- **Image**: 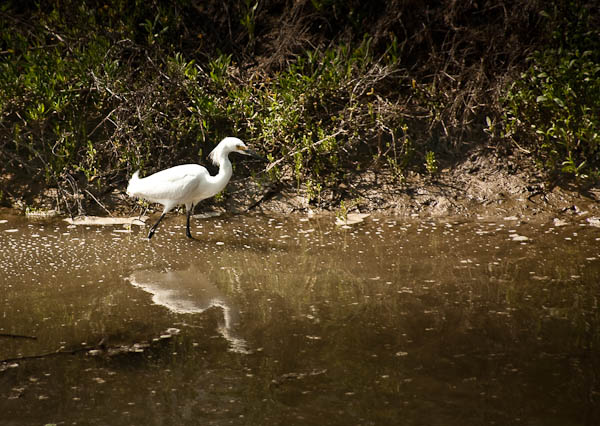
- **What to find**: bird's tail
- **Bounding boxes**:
[126,171,140,197]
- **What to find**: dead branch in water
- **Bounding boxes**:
[0,333,37,340]
[0,330,181,365]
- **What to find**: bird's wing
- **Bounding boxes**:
[131,164,209,203]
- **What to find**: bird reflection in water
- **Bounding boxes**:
[127,265,249,353]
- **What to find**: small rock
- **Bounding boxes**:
[26,209,58,218]
[587,217,600,228]
[561,205,583,215]
[64,216,148,226]
[553,218,568,227]
[335,213,370,226]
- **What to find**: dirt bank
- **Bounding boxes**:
[244,149,600,220]
[2,148,598,221]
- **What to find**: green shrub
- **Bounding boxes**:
[502,5,600,180]
[180,38,409,198]
[2,0,598,213]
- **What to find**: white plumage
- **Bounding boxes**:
[127,137,259,239]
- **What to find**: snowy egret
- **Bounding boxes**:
[126,137,261,239]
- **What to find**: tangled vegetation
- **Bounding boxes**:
[0,0,598,213]
[501,3,600,180]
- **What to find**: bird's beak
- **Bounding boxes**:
[239,147,266,161]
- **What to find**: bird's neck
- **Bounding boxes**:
[215,155,233,180]
[206,154,233,195]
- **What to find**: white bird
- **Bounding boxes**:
[126,137,261,239]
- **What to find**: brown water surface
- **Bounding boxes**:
[1,213,599,425]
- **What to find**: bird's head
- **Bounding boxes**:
[209,137,264,165]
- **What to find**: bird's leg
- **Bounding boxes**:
[147,213,166,239]
[186,203,194,239]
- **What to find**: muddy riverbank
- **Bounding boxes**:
[3,149,600,221]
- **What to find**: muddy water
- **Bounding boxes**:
[1,212,599,426]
